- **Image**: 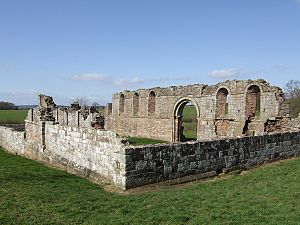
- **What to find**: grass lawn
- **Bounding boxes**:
[127,136,167,145]
[0,110,28,124]
[0,147,299,225]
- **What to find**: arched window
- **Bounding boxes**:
[119,93,125,114]
[216,88,229,117]
[148,91,156,115]
[246,85,261,117]
[133,92,139,116]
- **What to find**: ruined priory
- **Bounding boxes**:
[0,79,299,189]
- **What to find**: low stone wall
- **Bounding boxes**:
[0,126,25,154]
[44,124,126,187]
[124,131,300,188]
[0,124,127,189]
[1,124,299,190]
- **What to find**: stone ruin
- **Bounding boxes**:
[28,79,298,143]
[105,79,297,142]
[0,79,299,190]
[28,95,105,130]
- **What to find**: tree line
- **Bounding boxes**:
[0,101,18,110]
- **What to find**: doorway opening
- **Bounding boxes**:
[174,99,199,142]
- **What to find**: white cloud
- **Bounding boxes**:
[71,73,109,81]
[208,68,239,78]
[70,73,191,87]
[113,77,143,86]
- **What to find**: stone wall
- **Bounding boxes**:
[0,123,299,189]
[124,131,300,188]
[0,122,127,189]
[0,126,25,154]
[44,124,126,187]
[0,89,298,190]
[106,79,290,142]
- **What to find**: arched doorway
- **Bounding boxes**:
[173,98,199,142]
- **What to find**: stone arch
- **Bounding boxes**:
[173,97,200,142]
[119,93,125,115]
[173,97,200,118]
[132,92,139,116]
[216,87,229,117]
[245,84,261,118]
[148,91,156,115]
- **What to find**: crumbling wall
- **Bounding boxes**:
[270,115,300,133]
[0,95,128,189]
[104,103,112,116]
[1,82,297,190]
[106,79,289,142]
[215,119,231,136]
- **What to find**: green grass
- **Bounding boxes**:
[0,148,299,224]
[127,136,167,146]
[0,110,28,124]
[182,123,197,140]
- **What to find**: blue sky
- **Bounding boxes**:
[0,0,300,105]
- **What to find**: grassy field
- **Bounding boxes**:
[0,110,28,124]
[1,147,299,225]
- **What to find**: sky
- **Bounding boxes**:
[0,0,300,105]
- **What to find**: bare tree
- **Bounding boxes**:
[70,97,90,108]
[92,102,100,107]
[285,80,300,99]
[285,80,300,118]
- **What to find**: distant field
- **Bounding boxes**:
[0,147,299,224]
[0,110,28,124]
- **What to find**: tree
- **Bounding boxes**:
[285,80,300,99]
[0,101,18,110]
[92,102,100,107]
[285,80,300,118]
[70,97,90,108]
